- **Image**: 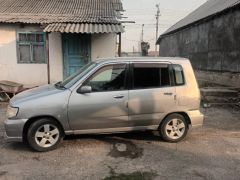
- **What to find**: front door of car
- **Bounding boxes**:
[128,63,176,127]
[68,63,129,131]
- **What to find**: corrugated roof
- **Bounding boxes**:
[161,0,240,37]
[0,0,123,24]
[44,23,124,33]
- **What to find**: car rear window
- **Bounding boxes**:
[133,63,171,89]
[173,64,185,86]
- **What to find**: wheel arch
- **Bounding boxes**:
[22,115,65,142]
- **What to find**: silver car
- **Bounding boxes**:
[4,57,203,151]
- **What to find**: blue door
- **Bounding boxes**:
[63,34,91,79]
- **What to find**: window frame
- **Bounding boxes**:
[80,63,129,93]
[16,32,47,64]
[129,62,172,90]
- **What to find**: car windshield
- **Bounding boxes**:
[58,62,98,89]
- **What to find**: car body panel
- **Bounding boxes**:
[11,85,59,105]
[187,110,204,128]
[68,90,129,130]
[128,87,176,127]
[4,118,27,142]
[4,57,204,142]
[10,85,72,131]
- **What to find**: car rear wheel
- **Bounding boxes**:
[27,118,63,152]
[159,114,188,142]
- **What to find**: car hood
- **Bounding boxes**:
[10,85,66,106]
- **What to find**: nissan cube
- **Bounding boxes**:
[4,57,204,151]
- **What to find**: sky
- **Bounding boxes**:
[121,0,207,52]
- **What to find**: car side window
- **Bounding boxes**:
[84,64,127,92]
[173,64,185,86]
[133,63,171,89]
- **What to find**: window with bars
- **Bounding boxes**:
[17,32,46,63]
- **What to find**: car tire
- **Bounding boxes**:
[159,113,188,143]
[27,118,63,152]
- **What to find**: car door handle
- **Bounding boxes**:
[164,92,173,96]
[114,95,125,99]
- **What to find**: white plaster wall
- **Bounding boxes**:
[49,32,63,83]
[91,33,117,61]
[0,24,48,87]
[0,25,118,86]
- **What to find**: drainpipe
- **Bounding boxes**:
[118,32,121,57]
[46,33,50,84]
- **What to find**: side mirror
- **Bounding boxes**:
[77,86,92,94]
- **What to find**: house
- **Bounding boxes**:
[0,0,124,86]
[157,0,240,86]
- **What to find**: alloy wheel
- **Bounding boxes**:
[165,118,186,140]
[34,124,60,148]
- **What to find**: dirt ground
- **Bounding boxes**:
[0,103,239,180]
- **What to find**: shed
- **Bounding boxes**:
[157,0,240,74]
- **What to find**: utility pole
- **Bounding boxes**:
[118,32,121,57]
[141,24,144,56]
[155,4,160,55]
[139,24,144,53]
[141,24,144,42]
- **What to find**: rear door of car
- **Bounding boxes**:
[128,62,177,128]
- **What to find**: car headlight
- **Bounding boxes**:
[7,105,19,119]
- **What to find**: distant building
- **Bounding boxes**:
[141,41,150,56]
[157,0,240,74]
[121,52,141,57]
[121,51,158,57]
[148,51,158,57]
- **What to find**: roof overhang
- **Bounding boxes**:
[43,23,124,34]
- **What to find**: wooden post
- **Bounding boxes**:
[46,33,50,84]
[118,33,121,57]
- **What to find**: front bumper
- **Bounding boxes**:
[4,118,28,142]
[187,110,204,128]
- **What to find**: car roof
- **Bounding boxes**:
[95,57,190,65]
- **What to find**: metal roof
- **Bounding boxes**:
[160,0,240,38]
[44,23,124,33]
[0,0,123,24]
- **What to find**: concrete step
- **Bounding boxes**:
[198,79,228,88]
[202,96,240,103]
[201,86,240,91]
[201,87,240,105]
[202,102,240,109]
[201,88,239,97]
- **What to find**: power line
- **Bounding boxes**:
[125,23,171,26]
[125,8,190,13]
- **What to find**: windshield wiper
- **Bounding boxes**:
[54,81,66,90]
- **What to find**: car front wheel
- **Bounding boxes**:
[27,118,63,152]
[160,114,188,142]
